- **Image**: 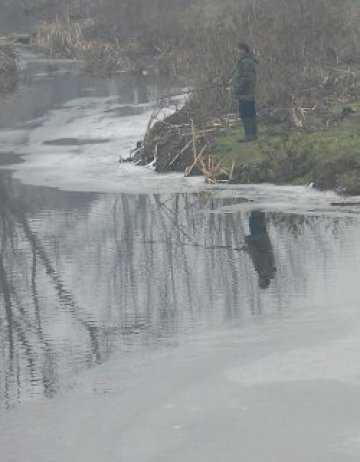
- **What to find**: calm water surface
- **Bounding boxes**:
[1,170,360,414]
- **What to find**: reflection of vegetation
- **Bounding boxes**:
[0,178,101,412]
[0,175,356,413]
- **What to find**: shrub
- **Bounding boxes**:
[0,42,18,93]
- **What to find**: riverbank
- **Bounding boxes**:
[135,99,360,195]
[216,102,360,194]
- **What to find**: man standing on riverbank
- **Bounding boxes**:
[233,42,258,142]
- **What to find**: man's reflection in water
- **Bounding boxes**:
[245,210,276,289]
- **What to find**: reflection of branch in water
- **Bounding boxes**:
[1,197,61,402]
[31,252,58,397]
[154,195,196,244]
[0,253,15,373]
[1,198,43,406]
[21,215,101,364]
[31,253,41,330]
[150,194,256,321]
[0,181,101,365]
[137,240,246,251]
[153,195,247,251]
[153,195,197,316]
[0,252,41,408]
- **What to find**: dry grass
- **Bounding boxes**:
[34,16,131,73]
[34,16,88,58]
[0,41,18,92]
[81,40,131,73]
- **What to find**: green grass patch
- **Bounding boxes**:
[213,107,360,194]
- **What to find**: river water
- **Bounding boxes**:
[1,48,360,462]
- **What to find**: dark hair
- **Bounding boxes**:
[238,42,250,53]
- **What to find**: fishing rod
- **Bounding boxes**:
[155,80,231,103]
[153,66,237,103]
[156,86,360,114]
[152,67,359,115]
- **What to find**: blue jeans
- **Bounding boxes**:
[238,100,256,119]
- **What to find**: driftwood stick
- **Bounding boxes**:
[154,118,191,130]
[144,105,162,145]
[168,138,193,167]
[184,145,207,177]
[229,161,235,180]
[191,118,197,162]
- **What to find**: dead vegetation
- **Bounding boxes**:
[173,0,360,126]
[130,0,360,189]
[134,99,239,182]
[0,40,18,93]
[27,0,360,95]
[34,16,87,57]
[34,16,132,72]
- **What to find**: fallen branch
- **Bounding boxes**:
[185,145,207,177]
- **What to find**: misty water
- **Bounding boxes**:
[1,48,360,462]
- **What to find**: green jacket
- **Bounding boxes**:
[233,53,258,100]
